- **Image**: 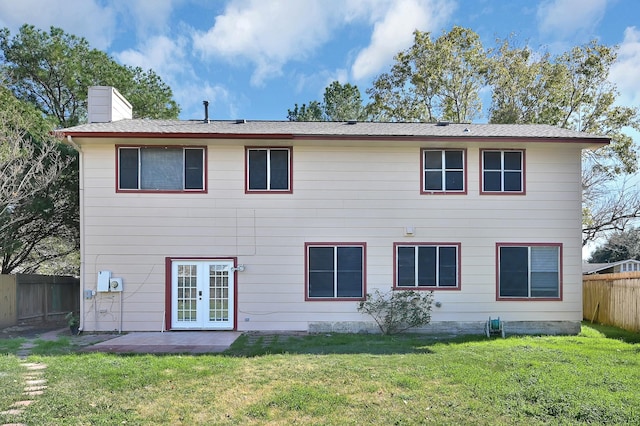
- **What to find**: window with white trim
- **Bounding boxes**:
[422,149,465,193]
[498,244,561,299]
[118,147,205,191]
[246,147,291,192]
[482,150,523,193]
[395,244,459,288]
[306,244,365,299]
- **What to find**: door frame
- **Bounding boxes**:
[165,256,238,331]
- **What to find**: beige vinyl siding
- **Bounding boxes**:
[79,140,584,331]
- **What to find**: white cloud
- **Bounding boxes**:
[351,0,456,81]
[536,0,607,39]
[116,35,190,79]
[610,26,640,108]
[112,0,176,40]
[192,0,456,87]
[192,0,341,86]
[0,0,116,49]
[175,81,237,120]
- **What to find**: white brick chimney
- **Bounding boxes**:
[88,86,132,123]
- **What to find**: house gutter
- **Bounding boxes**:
[66,135,86,332]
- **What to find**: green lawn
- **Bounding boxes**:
[1,323,639,425]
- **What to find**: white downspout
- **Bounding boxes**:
[67,135,85,332]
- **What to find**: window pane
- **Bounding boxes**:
[424,151,442,169]
[308,247,335,297]
[504,171,522,191]
[504,152,522,170]
[483,151,502,170]
[445,171,463,191]
[337,272,363,297]
[499,247,528,297]
[119,148,139,189]
[269,149,289,190]
[140,148,182,190]
[337,247,363,297]
[184,149,204,190]
[417,246,436,286]
[309,246,334,270]
[439,247,457,286]
[425,171,443,190]
[397,246,415,286]
[531,272,559,297]
[531,246,559,297]
[309,272,334,297]
[248,150,267,190]
[445,150,463,169]
[483,171,502,191]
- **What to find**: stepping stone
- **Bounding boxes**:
[0,408,24,415]
[10,400,34,408]
[25,379,46,386]
[22,363,47,370]
[24,390,44,396]
[24,386,47,392]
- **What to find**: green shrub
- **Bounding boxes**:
[358,289,433,334]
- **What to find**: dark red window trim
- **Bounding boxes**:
[495,242,563,301]
[304,242,367,301]
[116,144,208,194]
[244,146,293,194]
[420,148,468,195]
[479,149,526,195]
[393,242,462,291]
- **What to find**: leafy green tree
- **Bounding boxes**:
[0,25,179,127]
[487,38,640,244]
[322,81,366,121]
[367,26,486,123]
[287,101,323,121]
[0,25,181,273]
[588,227,640,263]
[288,81,366,121]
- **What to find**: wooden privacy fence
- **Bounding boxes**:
[583,272,640,332]
[0,274,79,328]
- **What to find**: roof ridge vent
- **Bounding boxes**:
[235,119,247,124]
[436,121,450,126]
[347,120,357,125]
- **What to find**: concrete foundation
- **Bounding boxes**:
[308,320,581,336]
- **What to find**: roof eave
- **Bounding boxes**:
[58,130,611,146]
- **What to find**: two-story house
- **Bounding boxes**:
[59,86,609,335]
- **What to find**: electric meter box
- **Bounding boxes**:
[97,271,111,292]
[109,278,123,292]
[97,271,123,292]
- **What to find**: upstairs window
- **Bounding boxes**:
[246,147,292,193]
[497,244,561,300]
[118,146,205,192]
[422,149,466,193]
[394,243,460,289]
[481,150,524,194]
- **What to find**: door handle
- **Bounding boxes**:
[198,290,202,300]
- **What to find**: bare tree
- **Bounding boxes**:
[0,86,71,273]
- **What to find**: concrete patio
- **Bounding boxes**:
[80,331,243,354]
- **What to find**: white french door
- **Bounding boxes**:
[171,260,235,330]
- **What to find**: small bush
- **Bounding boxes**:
[358,289,433,334]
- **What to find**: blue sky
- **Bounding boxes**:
[0,0,638,122]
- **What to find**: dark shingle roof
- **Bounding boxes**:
[59,119,610,144]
